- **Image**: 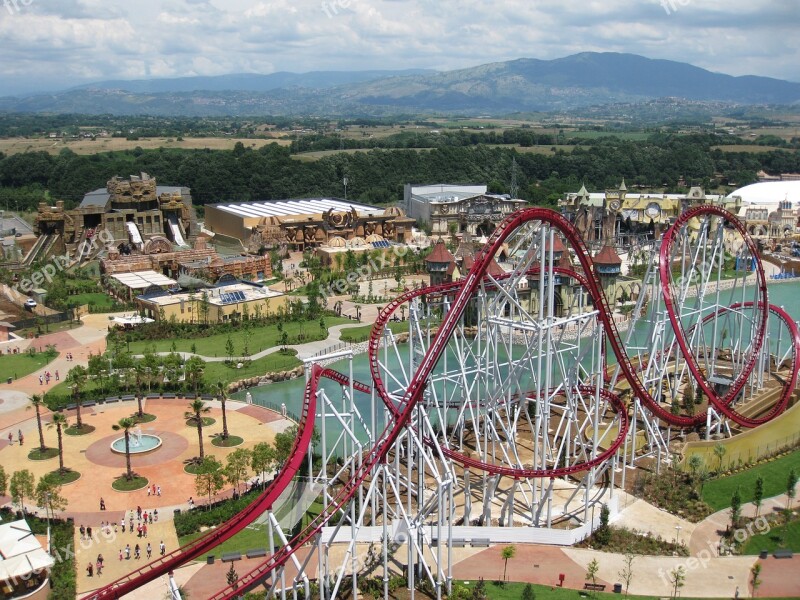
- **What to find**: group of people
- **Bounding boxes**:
[119,506,159,537]
[119,541,165,561]
[86,554,104,577]
[6,430,23,446]
[37,370,58,385]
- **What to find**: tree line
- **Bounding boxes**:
[0,134,798,212]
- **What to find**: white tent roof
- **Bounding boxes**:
[728,181,800,206]
[110,270,177,290]
[0,520,54,581]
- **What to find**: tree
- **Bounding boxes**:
[10,469,35,513]
[48,413,68,472]
[65,365,88,428]
[471,577,487,600]
[521,583,535,600]
[216,381,229,440]
[274,425,298,466]
[134,366,146,418]
[112,417,138,481]
[251,442,276,484]
[184,356,205,395]
[224,448,252,494]
[787,468,798,509]
[751,563,762,598]
[225,336,235,362]
[688,454,703,478]
[194,456,224,507]
[713,442,727,473]
[226,562,239,591]
[730,487,742,529]
[595,504,611,546]
[500,545,515,581]
[0,465,7,497]
[753,475,764,517]
[585,558,600,597]
[185,399,211,461]
[618,551,635,596]
[29,393,47,452]
[669,566,685,599]
[35,473,68,515]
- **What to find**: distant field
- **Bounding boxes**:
[712,144,787,153]
[565,130,651,141]
[291,147,426,162]
[0,136,292,156]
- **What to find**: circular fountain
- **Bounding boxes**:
[110,428,162,454]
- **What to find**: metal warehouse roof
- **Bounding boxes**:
[210,198,384,219]
[110,270,178,289]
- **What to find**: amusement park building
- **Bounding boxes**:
[204,198,414,252]
[35,173,194,251]
[404,183,526,236]
[728,181,800,238]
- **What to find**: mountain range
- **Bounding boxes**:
[1,53,798,117]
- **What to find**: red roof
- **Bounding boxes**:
[594,244,622,266]
[461,255,475,271]
[545,236,566,254]
[486,258,504,277]
[426,242,455,264]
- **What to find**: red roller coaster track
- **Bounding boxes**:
[89,207,799,600]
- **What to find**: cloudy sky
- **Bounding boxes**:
[0,0,798,95]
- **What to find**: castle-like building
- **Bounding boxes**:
[35,173,194,255]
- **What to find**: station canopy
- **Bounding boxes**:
[110,270,178,290]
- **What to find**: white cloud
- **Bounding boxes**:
[0,0,797,95]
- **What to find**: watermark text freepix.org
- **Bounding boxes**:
[3,0,34,16]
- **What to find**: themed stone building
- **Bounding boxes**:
[204,198,415,252]
[35,173,194,253]
[101,237,271,283]
[405,183,526,237]
[560,182,730,248]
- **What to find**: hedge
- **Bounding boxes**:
[174,487,263,538]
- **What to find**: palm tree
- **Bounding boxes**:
[185,357,205,395]
[133,364,146,418]
[112,417,137,481]
[29,394,47,452]
[48,413,68,472]
[216,381,229,440]
[65,365,88,429]
[185,399,211,461]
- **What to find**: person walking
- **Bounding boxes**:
[143,523,148,538]
[17,430,22,446]
[159,541,165,556]
[100,497,105,511]
[86,562,93,577]
[125,544,130,560]
[79,525,86,540]
[121,519,125,534]
[118,549,123,562]
[146,542,152,559]
[134,544,140,560]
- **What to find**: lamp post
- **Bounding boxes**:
[675,524,683,546]
[343,177,349,201]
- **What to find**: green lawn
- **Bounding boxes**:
[126,318,351,357]
[46,350,302,399]
[179,523,270,558]
[702,450,800,511]
[68,292,116,310]
[0,351,54,380]
[201,351,301,385]
[742,518,800,555]
[339,320,408,343]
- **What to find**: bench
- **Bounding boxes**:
[221,552,242,562]
[146,394,160,400]
[451,539,467,548]
[774,548,793,559]
[162,393,176,399]
[246,548,268,559]
[83,401,96,407]
[120,395,136,401]
[201,394,214,400]
[583,583,606,592]
[185,394,196,400]
[471,538,490,547]
[105,397,120,404]
[65,403,77,410]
